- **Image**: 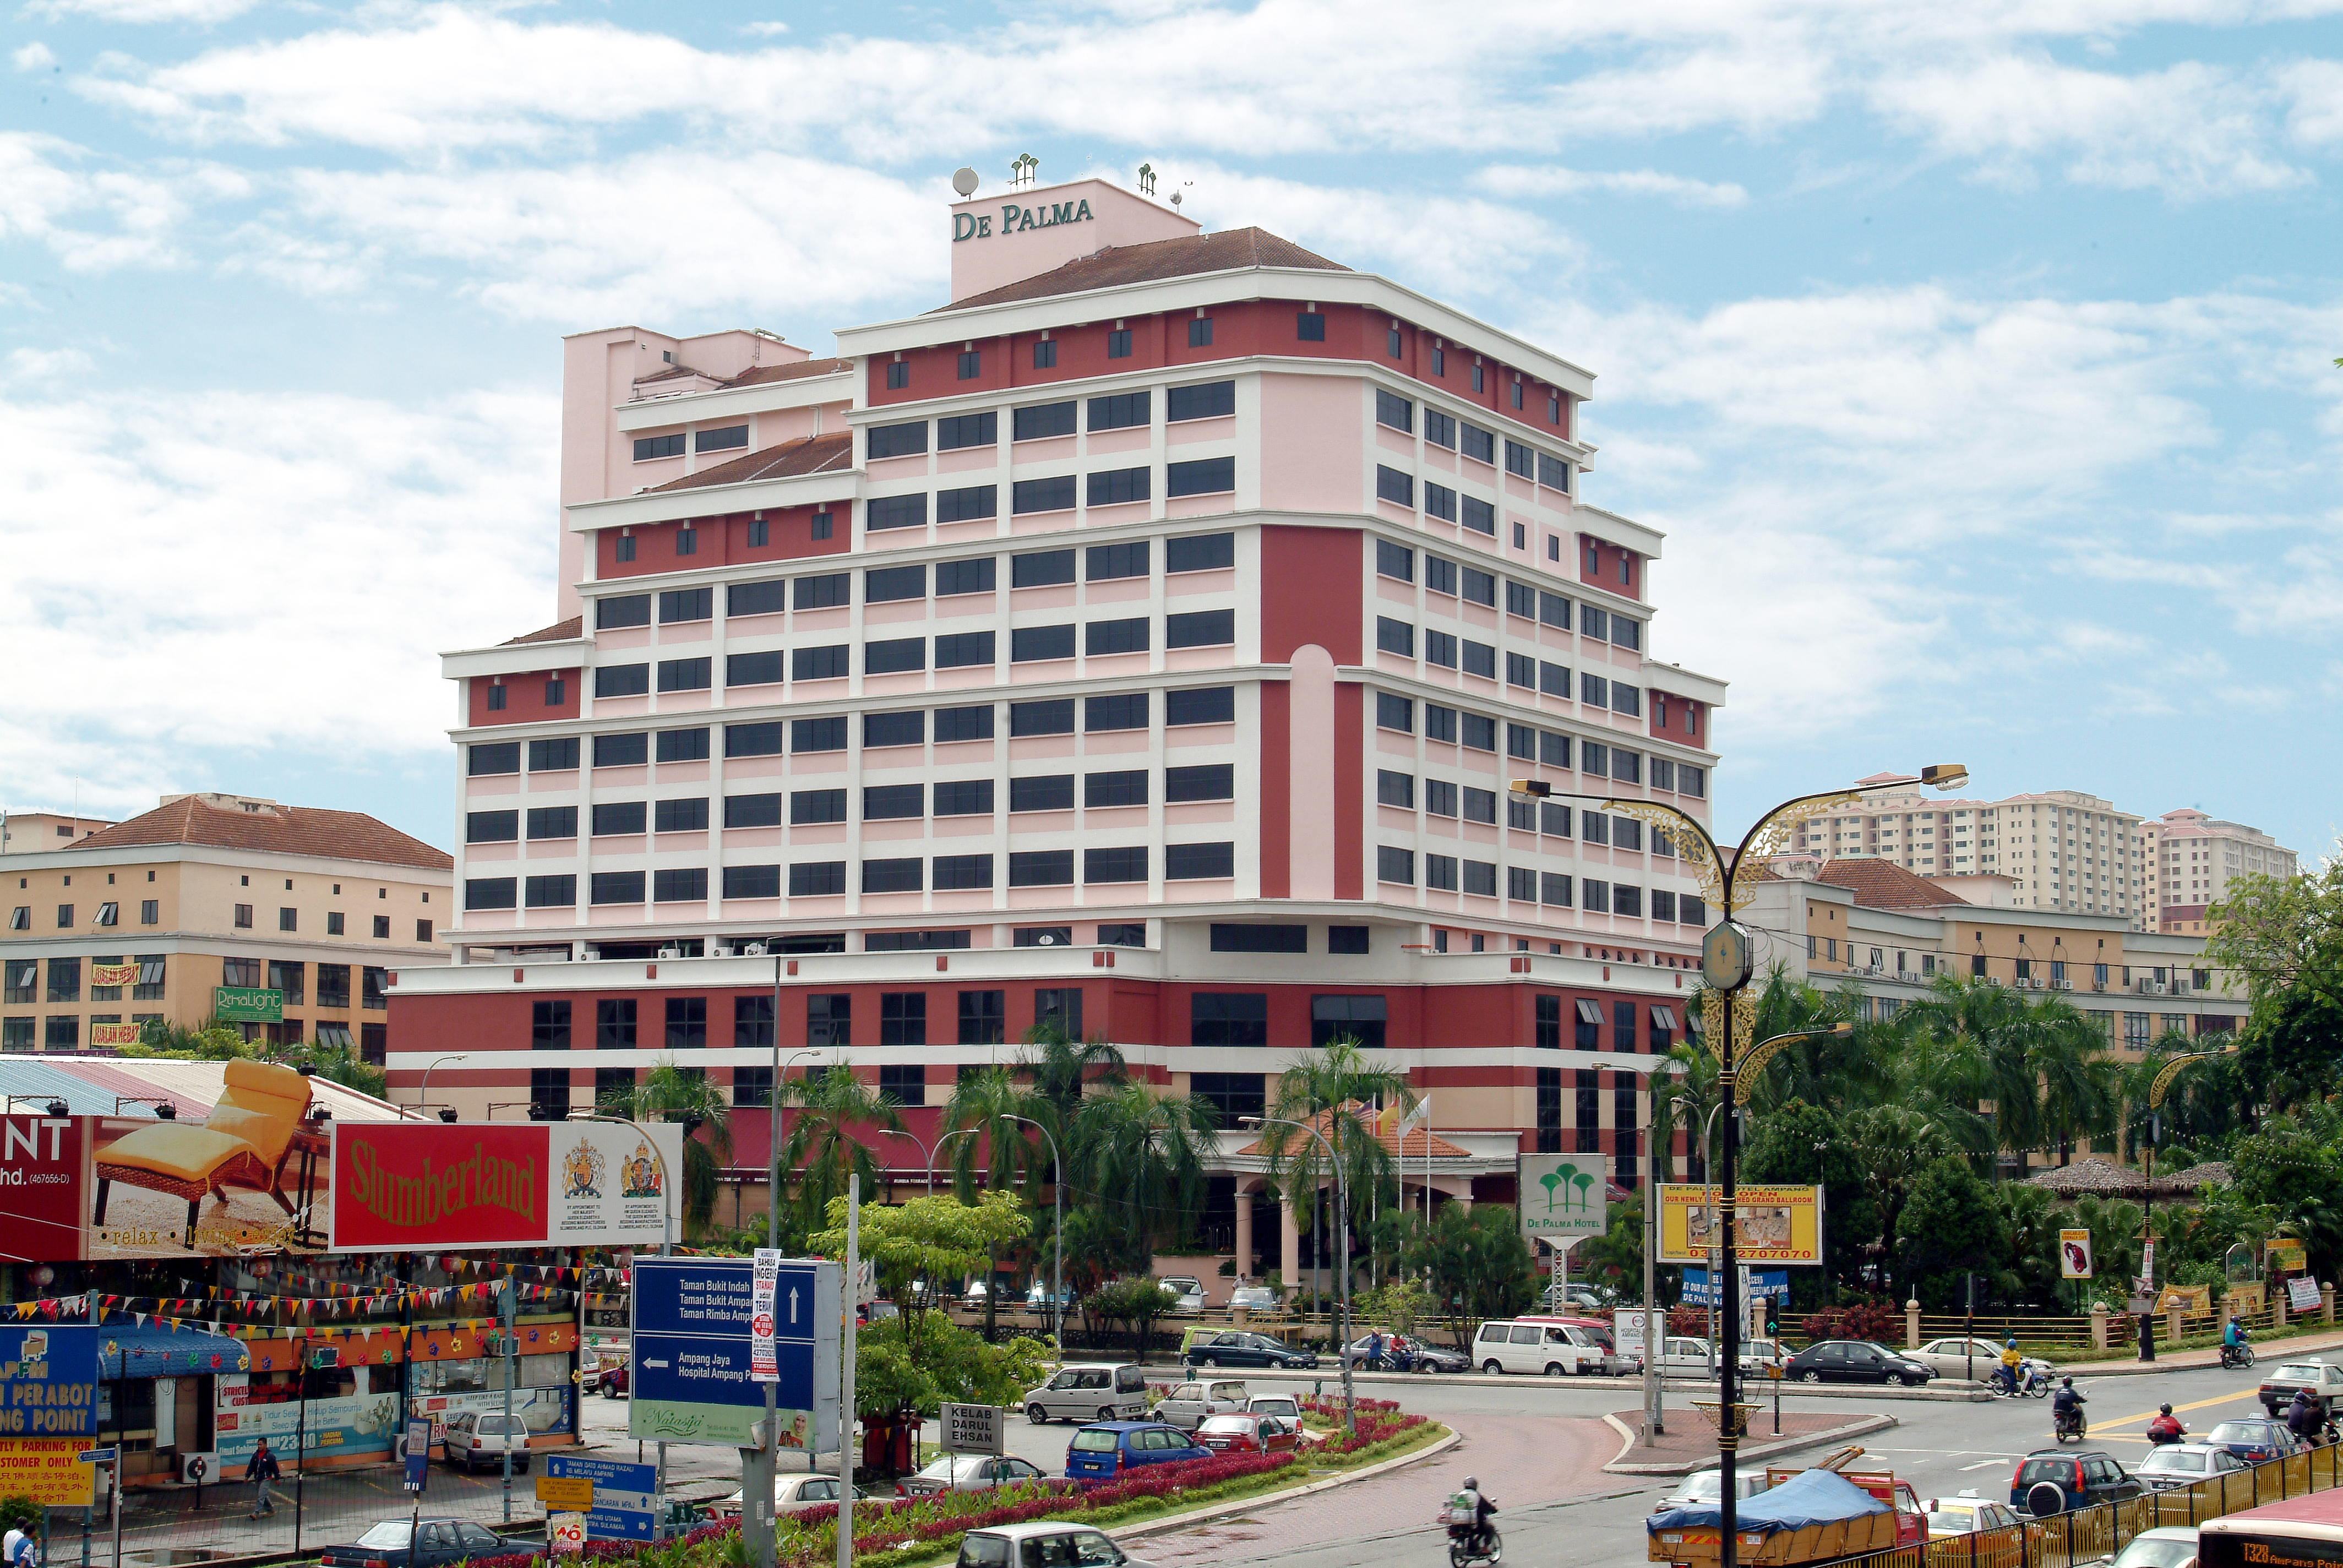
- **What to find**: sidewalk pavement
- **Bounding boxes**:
[1600,1408,1899,1477]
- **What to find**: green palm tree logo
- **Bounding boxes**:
[1538,1162,1596,1214]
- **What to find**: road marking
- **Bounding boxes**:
[2098,1387,2262,1429]
[1960,1460,2008,1471]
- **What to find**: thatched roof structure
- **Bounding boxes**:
[2021,1157,2233,1198]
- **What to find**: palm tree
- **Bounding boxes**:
[1260,1038,1416,1297]
[1074,1080,1220,1254]
[776,1062,906,1237]
[1016,1020,1129,1131]
[1659,1040,1721,1183]
[941,1065,1048,1336]
[596,1058,733,1238]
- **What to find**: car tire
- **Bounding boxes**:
[2027,1482,2067,1518]
[1893,1374,1913,1387]
[1205,1356,1221,1368]
[1098,1408,1115,1422]
[1484,1360,1505,1375]
[1418,1362,1438,1374]
[1026,1404,1048,1425]
[1543,1363,1566,1378]
[1800,1371,1823,1384]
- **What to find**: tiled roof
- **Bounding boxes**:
[942,227,1350,311]
[645,432,854,494]
[727,357,852,387]
[75,797,453,872]
[1748,856,1970,911]
[503,617,583,646]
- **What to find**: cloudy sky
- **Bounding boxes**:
[5,0,2341,859]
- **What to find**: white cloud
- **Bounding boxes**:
[13,41,58,71]
[0,132,207,270]
[0,384,556,819]
[21,0,258,21]
[1472,164,1748,206]
[740,20,789,37]
[1871,54,2308,195]
[276,150,944,325]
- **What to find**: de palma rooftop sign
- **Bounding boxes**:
[953,199,1096,242]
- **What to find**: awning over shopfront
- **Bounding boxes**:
[101,1326,249,1378]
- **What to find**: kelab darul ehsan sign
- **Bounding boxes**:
[953,200,1096,241]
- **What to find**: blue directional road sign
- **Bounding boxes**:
[546,1453,658,1542]
[629,1256,838,1450]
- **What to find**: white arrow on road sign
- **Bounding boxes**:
[788,1288,799,1323]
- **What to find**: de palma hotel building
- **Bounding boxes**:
[396,169,1727,1270]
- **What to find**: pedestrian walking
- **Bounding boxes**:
[246,1440,281,1519]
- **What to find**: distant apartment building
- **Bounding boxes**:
[2,810,117,854]
[1,793,451,1056]
[1791,776,2147,926]
[2145,808,2299,935]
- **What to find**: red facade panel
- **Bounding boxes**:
[1258,526,1363,664]
[1333,682,1363,900]
[468,668,579,728]
[1258,680,1292,900]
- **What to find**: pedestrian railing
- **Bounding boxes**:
[1807,1433,2343,1568]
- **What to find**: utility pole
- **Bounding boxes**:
[836,1177,858,1568]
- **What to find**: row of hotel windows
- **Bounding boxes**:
[864,384,1235,459]
[1375,541,1643,650]
[880,313,1570,432]
[526,987,1086,1059]
[633,425,750,462]
[1372,694,1707,797]
[867,461,1235,530]
[9,903,427,938]
[464,842,1239,908]
[1373,390,1573,492]
[4,1017,383,1052]
[589,609,1235,694]
[1377,619,1639,709]
[1377,775,1680,850]
[592,535,1238,634]
[2,956,387,1006]
[1372,850,1705,921]
[468,689,1239,777]
[467,763,1238,843]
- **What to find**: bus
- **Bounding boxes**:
[2198,1487,2343,1567]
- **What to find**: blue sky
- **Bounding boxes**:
[4,0,2341,860]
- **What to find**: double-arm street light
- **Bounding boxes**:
[1513,763,1966,1568]
[1002,1115,1066,1341]
[2134,1043,2239,1360]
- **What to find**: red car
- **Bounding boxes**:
[1195,1413,1301,1456]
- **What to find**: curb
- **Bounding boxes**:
[1597,1413,1900,1477]
[1108,1427,1462,1543]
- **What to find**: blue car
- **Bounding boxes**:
[1065,1421,1211,1480]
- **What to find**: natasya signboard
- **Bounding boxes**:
[952,199,1094,242]
[328,1122,680,1252]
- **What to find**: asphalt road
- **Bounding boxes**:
[578,1357,2288,1562]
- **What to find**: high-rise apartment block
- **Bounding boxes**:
[401,173,1725,1239]
[2145,808,2299,935]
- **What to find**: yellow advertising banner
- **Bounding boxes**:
[535,1476,593,1510]
[2229,1282,2267,1316]
[1657,1185,1822,1266]
[2156,1283,2213,1316]
[0,1439,97,1506]
[2269,1240,2307,1274]
[88,965,138,988]
[88,1025,140,1048]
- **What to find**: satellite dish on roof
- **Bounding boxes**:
[951,167,979,197]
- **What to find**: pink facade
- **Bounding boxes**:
[419,176,1729,1195]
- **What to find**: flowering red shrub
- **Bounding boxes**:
[1800,1299,1900,1346]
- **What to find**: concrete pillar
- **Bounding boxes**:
[1905,1298,1921,1351]
[1234,1187,1255,1280]
[2279,1286,2292,1329]
[2091,1303,2108,1353]
[2167,1303,2184,1346]
[2324,1283,2335,1327]
[1279,1195,1301,1299]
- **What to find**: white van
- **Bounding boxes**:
[1472,1320,1608,1376]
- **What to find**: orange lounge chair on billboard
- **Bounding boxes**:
[91,1061,314,1249]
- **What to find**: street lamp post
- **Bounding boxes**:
[877,1126,939,1196]
[1512,761,1967,1568]
[2137,1044,2238,1360]
[1002,1116,1066,1343]
[1244,1114,1356,1436]
[415,1054,470,1120]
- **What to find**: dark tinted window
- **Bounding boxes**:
[791,715,847,753]
[1168,456,1235,497]
[725,793,783,828]
[867,564,925,602]
[596,595,650,629]
[468,742,520,776]
[1086,617,1148,656]
[794,573,849,609]
[936,484,996,523]
[721,722,782,758]
[1165,764,1233,801]
[1012,475,1076,514]
[656,727,709,762]
[1087,466,1150,506]
[1012,548,1076,587]
[934,630,995,668]
[1167,609,1234,648]
[933,704,994,741]
[1087,542,1149,580]
[1086,692,1147,731]
[867,420,927,459]
[1012,400,1076,440]
[936,557,996,596]
[1009,699,1075,736]
[596,731,649,766]
[1088,391,1150,432]
[595,664,649,698]
[1167,687,1234,725]
[1011,625,1075,662]
[1167,380,1235,421]
[1166,533,1234,572]
[936,411,996,450]
[864,710,924,748]
[864,636,925,674]
[867,494,927,531]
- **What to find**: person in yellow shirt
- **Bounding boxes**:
[1999,1337,2023,1396]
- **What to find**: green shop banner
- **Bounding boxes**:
[213,987,284,1023]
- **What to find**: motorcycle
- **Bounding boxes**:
[1993,1360,2055,1400]
[1441,1500,1502,1568]
[2222,1342,2257,1370]
[2054,1404,2089,1444]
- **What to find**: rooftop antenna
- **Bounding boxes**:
[1010,153,1038,189]
[951,167,979,198]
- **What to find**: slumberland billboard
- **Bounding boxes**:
[327,1122,682,1253]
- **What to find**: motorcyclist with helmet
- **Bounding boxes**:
[2146,1403,2183,1445]
[2289,1389,2327,1447]
[2053,1377,2088,1438]
[1450,1475,1498,1558]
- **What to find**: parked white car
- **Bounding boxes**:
[1227,1286,1278,1312]
[1157,1277,1207,1313]
[713,1474,860,1521]
[1245,1395,1301,1423]
[440,1412,531,1473]
[1022,1363,1149,1424]
[1473,1320,1608,1376]
[1153,1379,1248,1431]
[1909,1337,2013,1381]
